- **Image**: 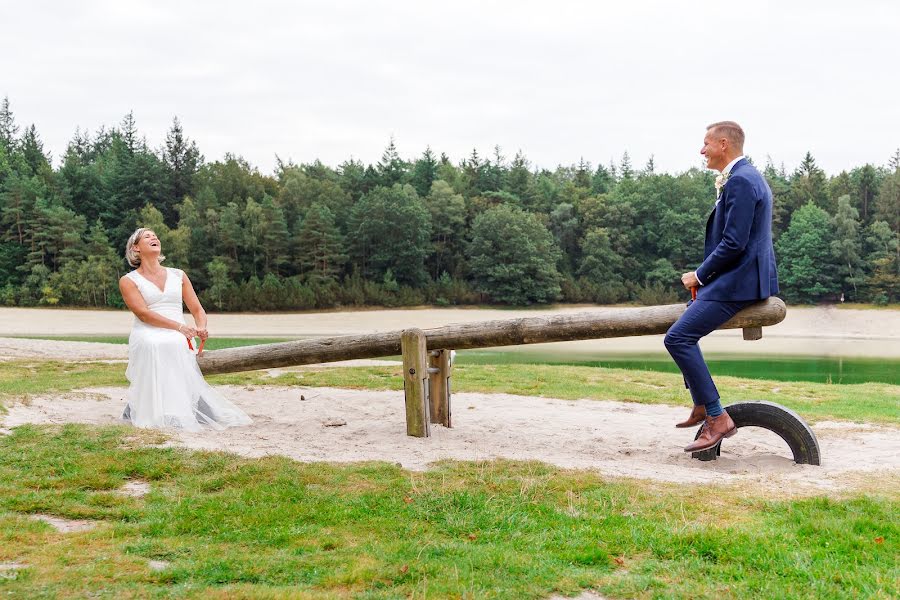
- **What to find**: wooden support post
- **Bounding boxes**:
[428,349,452,427]
[742,326,763,341]
[401,329,430,438]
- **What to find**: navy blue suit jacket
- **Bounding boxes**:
[695,158,779,301]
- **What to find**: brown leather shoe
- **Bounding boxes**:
[676,404,706,428]
[683,411,737,453]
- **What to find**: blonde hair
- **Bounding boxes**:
[706,121,745,152]
[125,227,165,268]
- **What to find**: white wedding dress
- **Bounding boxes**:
[122,267,252,431]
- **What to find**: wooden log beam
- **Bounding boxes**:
[197,297,787,376]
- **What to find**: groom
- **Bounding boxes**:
[665,121,779,453]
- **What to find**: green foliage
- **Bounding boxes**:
[0,97,896,309]
[831,195,864,298]
[578,227,627,303]
[425,179,466,279]
[776,202,840,303]
[348,184,431,286]
[468,204,561,304]
[294,202,347,283]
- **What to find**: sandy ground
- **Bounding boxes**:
[4,381,898,494]
[2,304,900,357]
[1,328,897,496]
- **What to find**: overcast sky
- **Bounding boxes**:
[2,0,898,175]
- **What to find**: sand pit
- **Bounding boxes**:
[0,337,128,361]
[4,383,898,494]
[2,337,897,494]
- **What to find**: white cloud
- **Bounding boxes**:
[2,0,898,174]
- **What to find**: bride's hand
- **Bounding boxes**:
[178,324,200,338]
[197,328,209,341]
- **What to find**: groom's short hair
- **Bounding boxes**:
[707,121,745,151]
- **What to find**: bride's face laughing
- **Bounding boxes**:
[135,230,162,262]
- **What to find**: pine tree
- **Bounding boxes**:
[20,125,50,177]
[550,202,579,273]
[619,151,633,180]
[60,132,104,220]
[409,146,438,197]
[462,148,484,196]
[482,145,506,192]
[851,164,880,224]
[162,116,203,224]
[591,163,614,195]
[578,227,624,290]
[830,195,863,297]
[862,221,899,303]
[425,180,466,279]
[217,202,243,265]
[873,169,899,235]
[506,151,531,200]
[377,136,406,187]
[574,158,592,189]
[259,196,290,274]
[295,202,347,282]
[776,202,840,302]
[241,198,263,277]
[889,148,900,172]
[337,158,368,201]
[0,97,19,151]
[789,152,829,214]
[23,199,87,272]
[120,111,139,154]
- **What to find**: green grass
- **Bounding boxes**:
[2,361,899,425]
[0,358,898,596]
[0,425,897,599]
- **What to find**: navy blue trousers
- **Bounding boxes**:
[664,299,754,417]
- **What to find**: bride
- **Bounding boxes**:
[118,227,252,431]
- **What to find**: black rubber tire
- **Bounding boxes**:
[691,401,821,465]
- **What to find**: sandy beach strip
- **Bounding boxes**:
[1,305,899,358]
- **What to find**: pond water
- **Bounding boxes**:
[456,350,900,385]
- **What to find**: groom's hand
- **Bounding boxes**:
[681,271,700,290]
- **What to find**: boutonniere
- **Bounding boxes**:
[714,172,730,197]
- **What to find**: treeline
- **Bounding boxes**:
[0,98,897,310]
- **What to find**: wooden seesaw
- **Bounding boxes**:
[196,297,820,465]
